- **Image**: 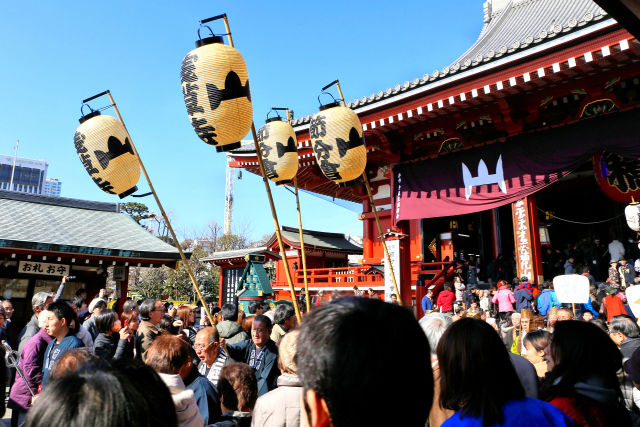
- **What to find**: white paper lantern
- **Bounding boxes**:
[625,203,640,232]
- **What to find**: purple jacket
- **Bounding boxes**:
[8,329,53,410]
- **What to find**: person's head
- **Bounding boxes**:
[37,310,50,329]
[510,312,521,329]
[438,318,525,426]
[217,362,258,413]
[582,311,594,322]
[390,294,398,303]
[248,301,264,316]
[620,258,628,265]
[32,292,53,317]
[545,320,623,400]
[590,317,609,333]
[88,298,107,316]
[71,297,86,314]
[419,312,453,360]
[145,334,191,379]
[251,315,272,348]
[547,307,559,327]
[95,309,121,335]
[298,297,432,427]
[443,284,451,292]
[75,288,87,301]
[49,348,107,381]
[122,300,138,315]
[220,303,239,322]
[194,326,220,366]
[0,307,7,328]
[556,308,573,322]
[609,315,640,346]
[1,300,13,319]
[176,305,195,328]
[523,329,552,365]
[140,299,164,325]
[274,304,296,331]
[278,330,299,374]
[120,310,140,332]
[46,300,79,340]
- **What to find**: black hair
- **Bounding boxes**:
[274,304,295,326]
[590,317,609,333]
[540,320,628,423]
[27,360,177,427]
[221,303,238,322]
[95,309,118,334]
[139,299,156,321]
[297,297,432,427]
[248,301,263,315]
[522,329,552,352]
[75,288,87,298]
[253,314,272,330]
[437,318,524,426]
[46,300,79,335]
[609,315,640,339]
[122,300,138,314]
[71,297,85,311]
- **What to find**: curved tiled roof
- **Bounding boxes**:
[289,0,612,128]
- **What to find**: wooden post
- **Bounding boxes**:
[221,16,301,322]
[106,91,215,326]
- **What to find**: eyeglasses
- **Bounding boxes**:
[194,343,212,350]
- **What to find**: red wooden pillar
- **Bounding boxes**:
[362,199,374,260]
[397,220,413,308]
[527,196,544,285]
[117,267,129,314]
[490,208,501,260]
[218,266,225,308]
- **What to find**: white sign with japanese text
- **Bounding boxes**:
[383,239,401,301]
[553,274,589,304]
[18,261,70,277]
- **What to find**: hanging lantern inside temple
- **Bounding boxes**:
[181,29,253,152]
[625,202,640,232]
[309,101,366,185]
[257,117,298,185]
[74,110,140,198]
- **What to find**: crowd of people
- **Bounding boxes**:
[1,259,640,425]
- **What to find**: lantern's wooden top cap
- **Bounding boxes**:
[196,35,224,48]
[79,110,101,124]
[319,101,341,111]
[265,117,283,123]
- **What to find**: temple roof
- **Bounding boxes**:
[287,0,614,128]
[268,226,363,253]
[201,246,281,262]
[0,190,181,260]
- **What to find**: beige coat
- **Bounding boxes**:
[251,373,306,427]
[137,320,160,362]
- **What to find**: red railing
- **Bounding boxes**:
[271,265,384,289]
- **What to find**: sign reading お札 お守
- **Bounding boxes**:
[18,261,70,277]
[512,198,534,281]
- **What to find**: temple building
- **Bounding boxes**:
[227,0,640,315]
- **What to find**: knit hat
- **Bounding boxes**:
[606,286,618,295]
[88,298,106,313]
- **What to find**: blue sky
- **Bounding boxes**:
[0,1,483,242]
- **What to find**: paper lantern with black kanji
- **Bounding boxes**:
[309,102,366,184]
[256,118,298,184]
[181,34,252,152]
[74,112,140,198]
[626,203,640,232]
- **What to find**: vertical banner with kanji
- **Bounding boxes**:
[512,198,534,281]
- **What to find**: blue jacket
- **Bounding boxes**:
[537,289,561,316]
[442,397,574,426]
[42,335,84,387]
[514,288,534,312]
[225,339,279,397]
[422,295,433,313]
[184,367,221,425]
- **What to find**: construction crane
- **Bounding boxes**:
[224,155,234,235]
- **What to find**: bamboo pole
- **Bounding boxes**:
[333,81,402,304]
[293,176,310,312]
[106,91,215,326]
[284,108,310,313]
[223,16,301,322]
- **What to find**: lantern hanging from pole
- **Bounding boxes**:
[625,202,640,232]
[257,116,298,185]
[180,27,253,152]
[309,100,366,185]
[74,109,140,198]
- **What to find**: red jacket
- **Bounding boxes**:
[603,295,626,322]
[436,290,455,312]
